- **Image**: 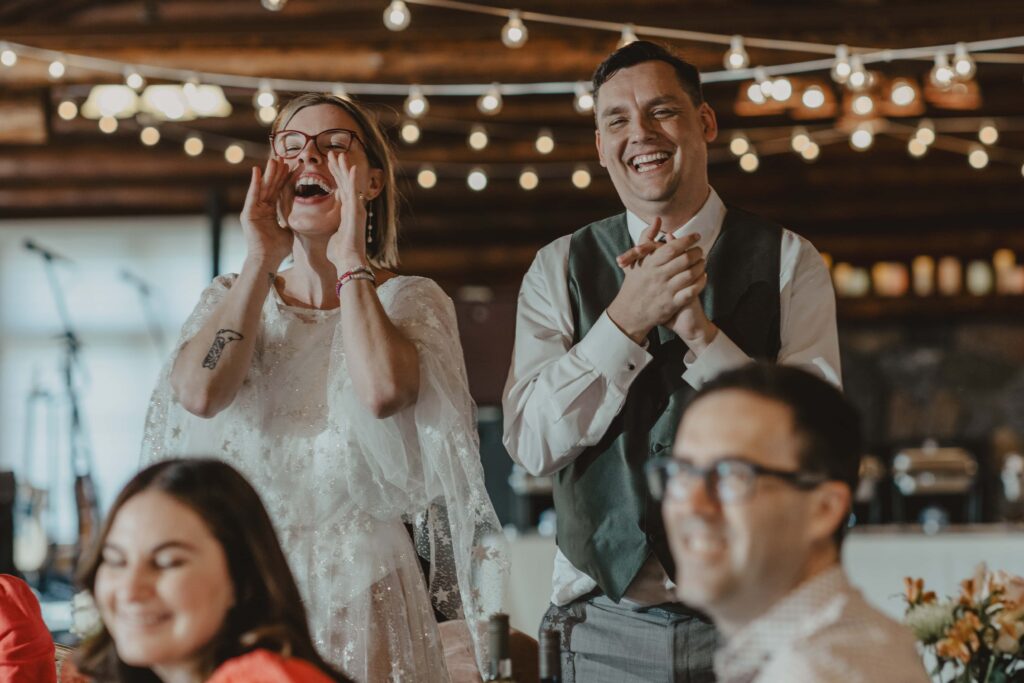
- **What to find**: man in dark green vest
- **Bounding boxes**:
[502,41,841,682]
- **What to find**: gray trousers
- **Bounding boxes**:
[541,595,719,682]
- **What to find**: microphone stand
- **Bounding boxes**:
[121,269,167,358]
[23,240,100,561]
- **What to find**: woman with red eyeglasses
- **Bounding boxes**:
[140,93,507,682]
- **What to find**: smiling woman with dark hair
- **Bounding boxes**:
[74,458,349,683]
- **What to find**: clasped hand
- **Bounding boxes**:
[607,218,718,351]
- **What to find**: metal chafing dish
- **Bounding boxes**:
[892,441,978,496]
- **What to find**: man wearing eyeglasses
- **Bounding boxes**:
[503,40,840,682]
[651,363,928,683]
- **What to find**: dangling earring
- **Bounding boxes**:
[366,202,375,245]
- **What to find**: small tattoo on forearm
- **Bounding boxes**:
[202,329,244,370]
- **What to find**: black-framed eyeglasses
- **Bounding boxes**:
[644,456,828,504]
[269,128,365,159]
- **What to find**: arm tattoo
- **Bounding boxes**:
[202,329,244,370]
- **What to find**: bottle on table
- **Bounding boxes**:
[539,628,562,683]
[486,612,516,682]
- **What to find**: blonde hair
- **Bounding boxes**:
[272,93,400,269]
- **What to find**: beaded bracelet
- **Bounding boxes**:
[335,266,376,297]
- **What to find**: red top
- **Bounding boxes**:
[207,649,338,683]
[0,574,57,683]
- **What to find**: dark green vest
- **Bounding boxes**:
[555,207,783,601]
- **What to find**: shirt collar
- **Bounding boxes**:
[713,566,850,683]
[625,186,726,249]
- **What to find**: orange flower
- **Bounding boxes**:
[935,612,983,664]
[992,607,1024,655]
[904,577,937,606]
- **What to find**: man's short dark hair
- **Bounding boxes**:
[686,363,862,545]
[592,40,704,109]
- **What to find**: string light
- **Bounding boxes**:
[417,165,437,189]
[847,55,870,90]
[729,132,750,156]
[257,105,278,125]
[0,43,16,67]
[755,68,773,99]
[571,164,592,189]
[914,118,936,145]
[908,137,928,158]
[468,124,489,150]
[953,42,976,80]
[746,81,767,105]
[769,77,793,102]
[404,85,428,118]
[467,167,488,191]
[929,52,955,89]
[260,0,287,10]
[618,24,638,48]
[225,144,246,164]
[968,144,989,169]
[48,58,66,79]
[477,83,503,115]
[850,122,874,151]
[140,126,160,146]
[124,68,145,91]
[184,135,204,156]
[800,141,820,161]
[519,167,539,190]
[801,85,826,109]
[573,82,594,114]
[535,128,555,154]
[501,10,528,48]
[383,0,411,30]
[851,94,874,116]
[978,120,999,145]
[253,80,277,109]
[399,120,421,144]
[331,84,349,99]
[57,100,78,120]
[98,115,118,134]
[830,44,851,84]
[724,35,749,70]
[790,127,810,153]
[739,150,759,172]
[889,78,917,106]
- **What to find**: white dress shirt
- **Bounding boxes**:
[501,188,842,606]
[714,566,930,683]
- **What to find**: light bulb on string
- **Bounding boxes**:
[755,67,772,99]
[978,120,998,145]
[573,82,594,114]
[225,144,246,164]
[254,80,277,109]
[98,115,118,134]
[770,77,793,102]
[968,144,989,170]
[790,127,810,153]
[501,11,528,48]
[729,133,750,157]
[331,84,348,100]
[851,94,874,116]
[914,118,936,146]
[850,122,874,151]
[801,85,825,109]
[929,52,955,89]
[519,167,539,191]
[417,165,437,189]
[953,42,976,80]
[400,120,421,144]
[124,67,145,91]
[830,44,851,84]
[847,55,871,91]
[739,150,759,173]
[618,24,638,49]
[48,58,66,80]
[535,128,555,155]
[383,0,411,31]
[572,164,592,189]
[723,35,749,70]
[184,135,204,157]
[477,83,503,115]
[57,100,78,121]
[257,105,278,125]
[140,126,160,146]
[800,141,820,162]
[746,82,767,105]
[0,43,17,67]
[908,137,928,158]
[468,124,489,151]
[467,167,488,191]
[889,79,917,107]
[261,0,287,10]
[404,85,428,118]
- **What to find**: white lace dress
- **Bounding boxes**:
[141,274,509,682]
